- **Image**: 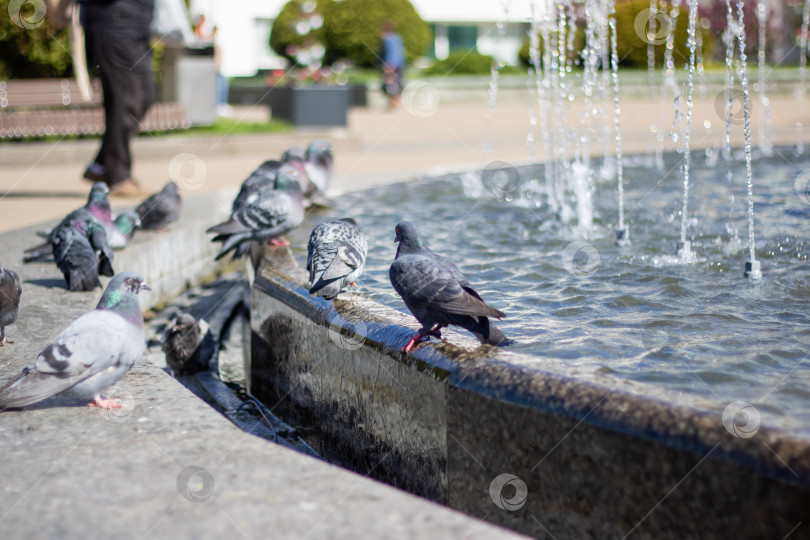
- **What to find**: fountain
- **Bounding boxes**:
[246,1,810,538]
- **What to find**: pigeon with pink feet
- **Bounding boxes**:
[207,164,304,260]
[0,272,149,410]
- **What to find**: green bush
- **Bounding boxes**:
[613,0,711,68]
[269,0,332,65]
[517,0,712,70]
[0,12,72,79]
[424,51,510,75]
[518,26,587,68]
[323,0,430,67]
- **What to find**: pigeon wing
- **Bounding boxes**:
[0,310,129,409]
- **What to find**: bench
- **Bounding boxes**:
[0,78,191,139]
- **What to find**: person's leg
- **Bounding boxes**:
[85,0,153,192]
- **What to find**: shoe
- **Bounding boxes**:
[82,163,107,183]
[109,179,145,198]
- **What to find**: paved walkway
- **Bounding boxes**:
[1,81,808,233]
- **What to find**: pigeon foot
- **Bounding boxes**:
[0,337,13,346]
[402,329,431,353]
[88,397,123,409]
[268,238,290,247]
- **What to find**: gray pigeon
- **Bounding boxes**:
[389,221,510,352]
[207,164,305,260]
[108,211,142,250]
[51,215,114,291]
[0,271,150,410]
[303,139,333,207]
[135,181,182,230]
[281,146,308,193]
[307,218,367,300]
[26,182,113,261]
[231,160,282,213]
[162,313,215,376]
[0,263,22,345]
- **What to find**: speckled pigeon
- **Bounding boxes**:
[231,160,282,213]
[303,139,333,207]
[0,262,21,346]
[26,182,113,260]
[0,272,150,410]
[108,211,142,250]
[307,218,367,300]
[135,181,182,230]
[207,164,305,260]
[162,313,215,376]
[389,221,510,352]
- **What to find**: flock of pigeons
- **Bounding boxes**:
[0,139,509,411]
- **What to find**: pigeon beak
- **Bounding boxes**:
[140,282,152,292]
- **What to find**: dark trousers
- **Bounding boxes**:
[84,0,155,186]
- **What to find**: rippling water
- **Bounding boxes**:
[288,151,810,432]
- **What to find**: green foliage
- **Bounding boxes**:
[423,50,520,76]
[612,0,710,68]
[0,10,72,79]
[323,0,430,67]
[517,0,712,70]
[269,0,332,65]
[271,0,430,68]
[518,26,587,68]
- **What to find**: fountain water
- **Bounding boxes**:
[756,0,772,157]
[482,1,512,158]
[675,0,698,263]
[734,0,761,279]
[798,0,810,155]
[722,0,736,162]
[609,15,628,246]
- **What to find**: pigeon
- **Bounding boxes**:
[162,313,215,376]
[307,218,367,300]
[207,164,305,260]
[303,139,333,207]
[0,263,22,345]
[0,271,150,410]
[108,211,142,250]
[26,182,113,260]
[281,146,309,193]
[51,215,115,291]
[135,181,182,230]
[229,160,283,215]
[389,221,510,352]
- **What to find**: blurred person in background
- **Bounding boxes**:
[80,0,155,197]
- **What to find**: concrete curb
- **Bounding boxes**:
[250,248,810,539]
[0,191,523,539]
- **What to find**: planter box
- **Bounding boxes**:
[266,85,351,127]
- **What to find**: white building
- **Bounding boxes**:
[189,0,536,78]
